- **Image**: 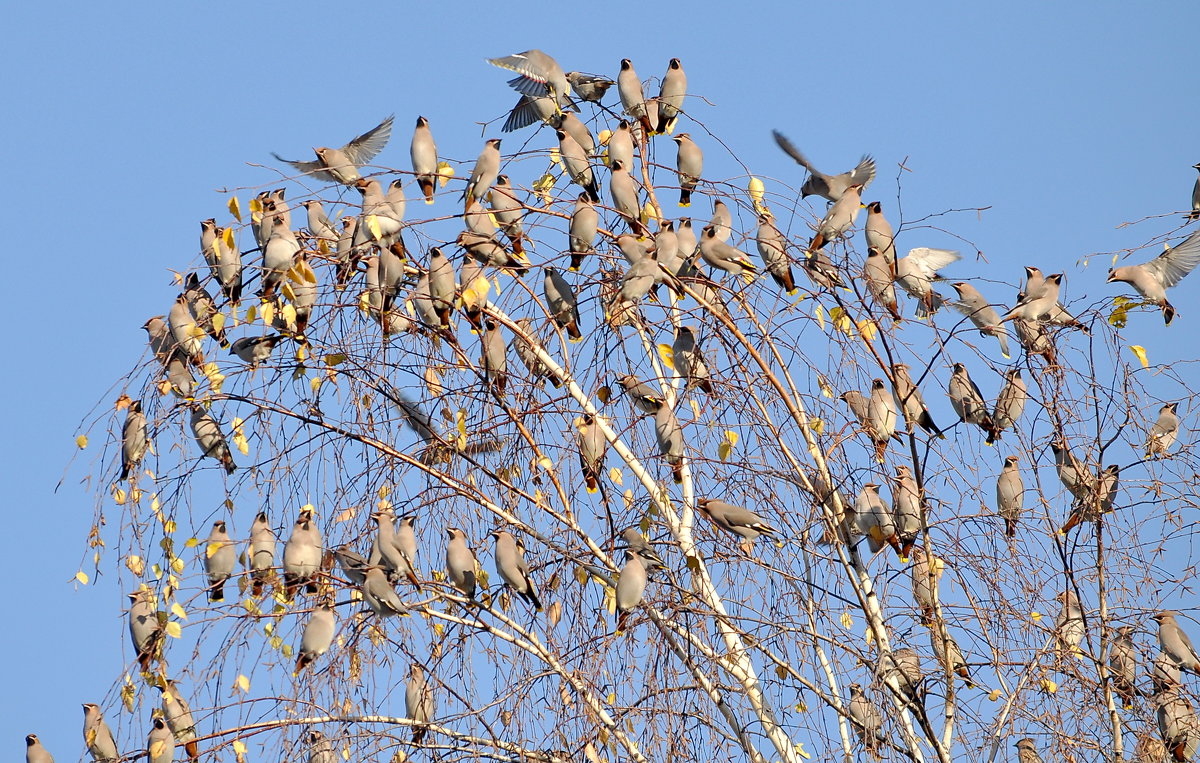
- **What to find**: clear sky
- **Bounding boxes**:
[3,1,1200,758]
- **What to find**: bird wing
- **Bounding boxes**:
[850,155,877,188]
[904,247,961,277]
[1147,229,1200,288]
[771,131,817,173]
[341,115,395,165]
[503,95,544,133]
[488,51,557,96]
[271,153,337,183]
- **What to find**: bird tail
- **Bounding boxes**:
[1005,518,1017,538]
[1163,301,1177,325]
[418,177,435,204]
[208,580,225,603]
[670,459,683,484]
[679,189,691,207]
[185,741,198,762]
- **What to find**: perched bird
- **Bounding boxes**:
[294,602,335,672]
[672,326,714,394]
[1156,611,1200,673]
[855,484,899,554]
[840,389,871,433]
[302,200,336,245]
[127,588,162,670]
[911,547,942,624]
[565,71,614,102]
[488,50,575,113]
[948,363,996,440]
[655,58,687,134]
[755,215,796,293]
[698,225,756,275]
[1108,229,1200,325]
[618,374,664,414]
[895,247,960,317]
[1013,316,1056,365]
[190,407,236,474]
[696,498,778,553]
[488,175,526,253]
[619,250,662,307]
[481,319,508,396]
[996,455,1024,538]
[864,201,897,263]
[394,514,422,590]
[950,282,1010,358]
[1147,402,1181,458]
[606,121,635,172]
[878,647,924,706]
[865,247,901,320]
[168,293,205,366]
[1050,439,1090,501]
[282,509,322,598]
[1060,464,1119,533]
[333,545,369,587]
[25,735,53,763]
[543,267,582,340]
[462,138,502,211]
[620,528,667,571]
[272,115,394,185]
[82,704,118,763]
[370,510,419,587]
[143,314,178,365]
[558,111,596,156]
[1156,649,1184,694]
[617,58,652,135]
[575,414,607,494]
[672,133,702,206]
[847,684,884,757]
[491,529,542,610]
[1000,272,1066,324]
[406,663,435,744]
[200,219,242,302]
[1156,687,1200,761]
[1110,625,1140,708]
[261,213,301,298]
[1055,590,1086,660]
[146,718,176,763]
[248,511,276,596]
[557,129,599,203]
[361,566,408,617]
[708,200,733,244]
[445,527,478,598]
[568,193,598,270]
[608,159,644,236]
[891,363,944,438]
[203,520,236,603]
[411,116,439,204]
[802,248,845,289]
[867,378,899,463]
[1015,738,1045,763]
[229,335,284,366]
[892,465,923,559]
[772,132,876,201]
[655,221,683,276]
[990,368,1028,444]
[353,178,404,252]
[158,680,196,761]
[120,399,148,481]
[334,216,362,288]
[929,622,973,687]
[654,402,685,483]
[307,730,337,763]
[616,550,648,632]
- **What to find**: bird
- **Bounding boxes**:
[282,508,323,598]
[608,159,645,236]
[892,464,923,559]
[200,219,242,302]
[558,111,596,156]
[929,621,973,687]
[575,414,607,494]
[878,647,924,706]
[656,58,687,134]
[511,318,559,388]
[990,368,1028,444]
[948,363,997,440]
[654,402,685,483]
[1156,687,1200,762]
[302,200,337,245]
[616,550,648,632]
[203,520,236,602]
[695,498,778,553]
[260,213,301,298]
[190,407,236,474]
[248,511,276,596]
[488,175,526,253]
[353,178,404,252]
[568,194,598,270]
[411,116,439,204]
[146,718,176,763]
[754,215,796,293]
[333,545,370,588]
[445,527,478,598]
[606,120,635,171]
[307,730,338,763]
[127,588,162,671]
[295,602,335,672]
[81,704,119,763]
[1015,738,1046,763]
[462,138,502,211]
[867,378,899,463]
[168,293,204,366]
[801,247,845,289]
[488,50,575,113]
[672,133,702,206]
[406,663,436,744]
[1110,625,1140,708]
[1116,229,1200,324]
[1055,590,1086,660]
[1000,272,1067,324]
[865,247,901,320]
[698,225,756,275]
[543,267,582,340]
[950,282,1010,358]
[370,510,416,586]
[620,528,667,571]
[119,400,147,481]
[618,374,664,414]
[855,484,899,554]
[655,220,683,276]
[481,319,508,396]
[772,131,876,201]
[891,363,944,438]
[672,326,714,394]
[895,247,960,317]
[1156,611,1200,673]
[1147,402,1181,458]
[708,199,733,243]
[911,546,942,624]
[229,335,284,366]
[272,115,394,185]
[394,514,422,590]
[491,529,542,610]
[25,735,54,763]
[158,680,197,761]
[864,201,897,263]
[1061,464,1119,533]
[847,683,884,757]
[502,93,559,132]
[996,455,1024,538]
[617,58,652,136]
[557,129,599,203]
[1050,439,1090,501]
[565,71,614,102]
[361,566,408,617]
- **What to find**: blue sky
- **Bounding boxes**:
[3,2,1200,758]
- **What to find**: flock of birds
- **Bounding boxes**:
[29,48,1200,763]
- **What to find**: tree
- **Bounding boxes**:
[70,52,1200,763]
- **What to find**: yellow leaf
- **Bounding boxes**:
[334,506,357,523]
[608,467,623,486]
[206,541,224,559]
[260,301,275,326]
[76,434,88,449]
[310,376,322,395]
[857,319,878,343]
[657,343,675,369]
[724,430,739,446]
[171,557,185,574]
[574,565,589,586]
[112,486,127,505]
[74,570,89,585]
[436,161,455,188]
[126,555,145,576]
[830,306,854,334]
[818,375,833,398]
[245,304,258,323]
[236,674,251,692]
[1040,679,1057,694]
[538,456,554,471]
[171,602,187,620]
[280,303,297,329]
[988,689,1002,701]
[222,226,236,251]
[718,441,732,462]
[366,214,383,241]
[775,665,788,680]
[1030,611,1042,621]
[165,621,183,638]
[809,417,825,435]
[598,129,613,146]
[640,200,660,225]
[325,353,347,367]
[1129,344,1149,369]
[840,611,853,629]
[813,304,825,331]
[281,281,297,303]
[232,740,247,755]
[795,743,813,760]
[748,176,768,214]
[549,147,563,168]
[211,312,226,337]
[228,196,242,222]
[121,682,136,712]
